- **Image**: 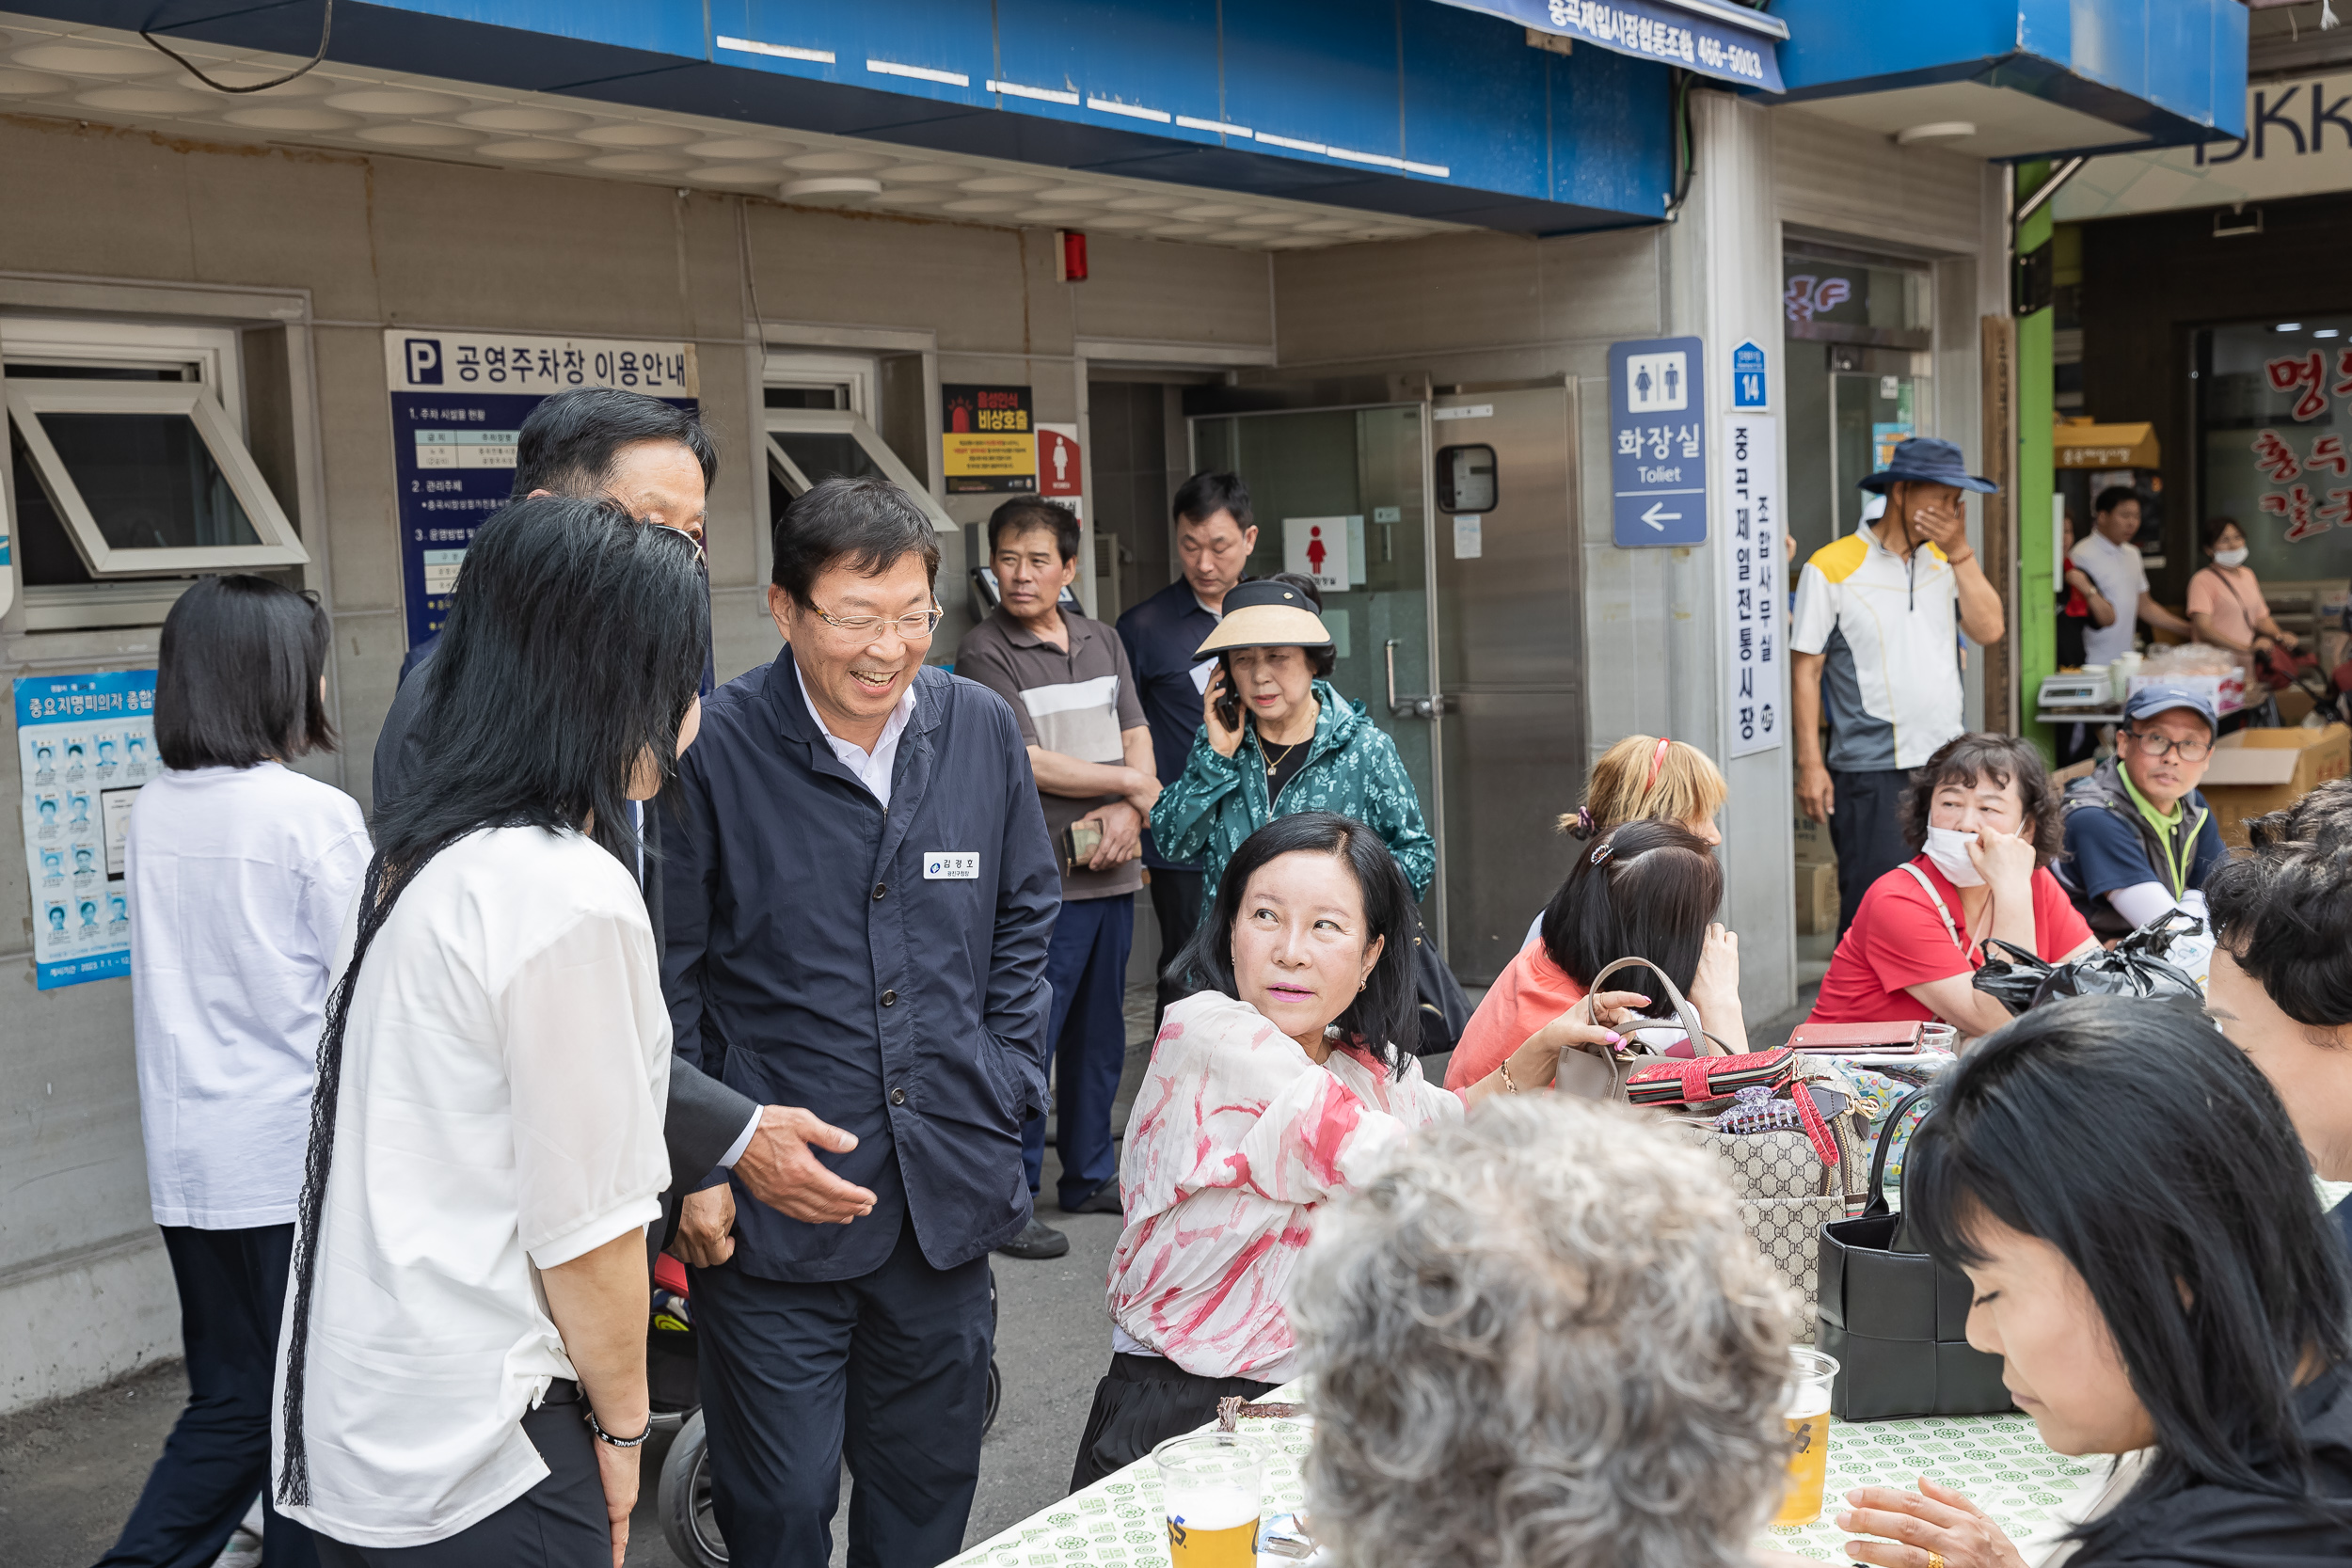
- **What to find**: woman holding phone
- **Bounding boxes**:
[1151,575,1433,922]
[1804,733,2096,1037]
[271,496,707,1567]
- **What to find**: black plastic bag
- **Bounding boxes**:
[1970,939,2050,1013]
[1971,914,2202,1014]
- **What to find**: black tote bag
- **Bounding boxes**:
[1815,1087,2013,1420]
[1409,911,1473,1055]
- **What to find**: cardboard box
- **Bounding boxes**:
[1796,860,1839,935]
[2277,686,2318,725]
[1792,811,1835,865]
[2201,724,2352,845]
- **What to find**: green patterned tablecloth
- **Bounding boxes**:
[948,1391,2104,1568]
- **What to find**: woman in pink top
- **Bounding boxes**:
[1068,811,1634,1486]
[2186,516,2300,664]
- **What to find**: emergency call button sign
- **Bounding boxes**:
[1609,336,1708,549]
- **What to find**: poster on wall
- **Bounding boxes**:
[2203,320,2352,578]
[16,670,156,990]
[1718,416,1782,759]
[941,385,1035,494]
[382,331,699,652]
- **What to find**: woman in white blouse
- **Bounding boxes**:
[271,497,708,1567]
[102,576,367,1568]
[1072,811,1641,1485]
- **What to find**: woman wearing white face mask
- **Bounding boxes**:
[1804,733,2096,1037]
[2187,516,2301,665]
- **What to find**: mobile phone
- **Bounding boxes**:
[1213,663,1242,733]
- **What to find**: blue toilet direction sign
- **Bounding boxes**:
[1610,337,1708,547]
[1732,340,1768,409]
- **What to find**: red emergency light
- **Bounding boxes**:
[1056,230,1089,283]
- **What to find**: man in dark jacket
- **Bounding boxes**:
[2056,683,2226,941]
[660,476,1059,1568]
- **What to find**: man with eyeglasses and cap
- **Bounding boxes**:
[2055,683,2227,942]
[1792,436,2007,934]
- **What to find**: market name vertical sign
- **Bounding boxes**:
[1719,416,1782,759]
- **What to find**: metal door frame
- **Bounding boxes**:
[1184,399,1451,952]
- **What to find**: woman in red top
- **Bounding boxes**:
[1807,733,2096,1036]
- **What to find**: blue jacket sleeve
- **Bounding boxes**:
[986,699,1061,1121]
[658,756,722,1079]
[1150,729,1245,869]
[1358,729,1437,898]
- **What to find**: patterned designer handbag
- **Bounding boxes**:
[1566,959,1868,1342]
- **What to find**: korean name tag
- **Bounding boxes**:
[924,851,979,880]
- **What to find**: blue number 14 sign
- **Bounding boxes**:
[1610,336,1707,547]
[1732,340,1768,409]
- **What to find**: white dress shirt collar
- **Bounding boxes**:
[792,657,918,808]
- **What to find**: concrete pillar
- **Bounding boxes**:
[1661,88,1799,1024]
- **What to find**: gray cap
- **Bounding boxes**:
[2122,682,2218,731]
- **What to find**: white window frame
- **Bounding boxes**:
[765,408,953,532]
[762,351,878,416]
[7,377,310,577]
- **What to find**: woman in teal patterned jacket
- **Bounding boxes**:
[1151,576,1434,920]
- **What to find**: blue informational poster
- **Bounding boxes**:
[1609,336,1708,547]
[16,669,157,990]
[383,332,699,652]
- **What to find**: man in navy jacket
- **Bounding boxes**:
[660,476,1058,1568]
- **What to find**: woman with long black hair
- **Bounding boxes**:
[1838,995,2352,1567]
[270,496,708,1567]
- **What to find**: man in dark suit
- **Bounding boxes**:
[660,476,1058,1568]
[373,387,829,1219]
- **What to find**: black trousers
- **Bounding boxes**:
[311,1385,606,1567]
[1826,767,1915,936]
[691,1213,993,1568]
[1068,1354,1277,1491]
[1146,868,1205,1027]
[99,1225,318,1568]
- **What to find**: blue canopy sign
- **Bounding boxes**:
[1433,0,1785,93]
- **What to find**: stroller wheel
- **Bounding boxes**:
[983,1357,1003,1435]
[659,1408,728,1567]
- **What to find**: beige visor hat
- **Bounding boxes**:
[1192,578,1333,657]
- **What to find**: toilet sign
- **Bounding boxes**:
[1610,336,1708,547]
[1037,425,1081,497]
[1282,515,1352,592]
[1732,340,1768,409]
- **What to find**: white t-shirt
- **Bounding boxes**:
[2071,530,2148,668]
[273,825,670,1548]
[128,764,371,1229]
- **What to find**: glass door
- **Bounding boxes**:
[1188,405,1443,936]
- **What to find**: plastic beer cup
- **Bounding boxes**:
[1152,1432,1263,1567]
[1773,1348,1839,1527]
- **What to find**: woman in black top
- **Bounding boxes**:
[1837,996,2352,1568]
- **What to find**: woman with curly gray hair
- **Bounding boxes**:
[1290,1095,1796,1568]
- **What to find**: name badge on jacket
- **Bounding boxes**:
[924,851,979,880]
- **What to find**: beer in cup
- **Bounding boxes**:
[1773,1347,1840,1528]
[1152,1432,1263,1567]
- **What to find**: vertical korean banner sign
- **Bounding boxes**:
[384,332,699,652]
[1720,417,1783,758]
[17,669,157,990]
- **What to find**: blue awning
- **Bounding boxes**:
[1432,0,1788,92]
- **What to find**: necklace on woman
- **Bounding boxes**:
[1262,737,1302,779]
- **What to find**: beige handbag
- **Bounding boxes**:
[1561,957,1867,1341]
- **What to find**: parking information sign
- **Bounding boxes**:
[1609,336,1707,547]
[383,331,698,651]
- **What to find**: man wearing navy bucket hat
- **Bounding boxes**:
[2055,682,2227,941]
[1792,437,2006,934]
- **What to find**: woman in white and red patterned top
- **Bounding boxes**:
[1068,811,1642,1486]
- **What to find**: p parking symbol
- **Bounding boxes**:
[405,338,444,385]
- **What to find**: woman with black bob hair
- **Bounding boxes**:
[1448,816,1746,1091]
[271,496,708,1567]
[1075,811,1635,1486]
[102,577,365,1568]
[1839,994,2352,1568]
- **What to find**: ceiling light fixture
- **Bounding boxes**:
[1895,121,1976,146]
[2277,323,2305,332]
